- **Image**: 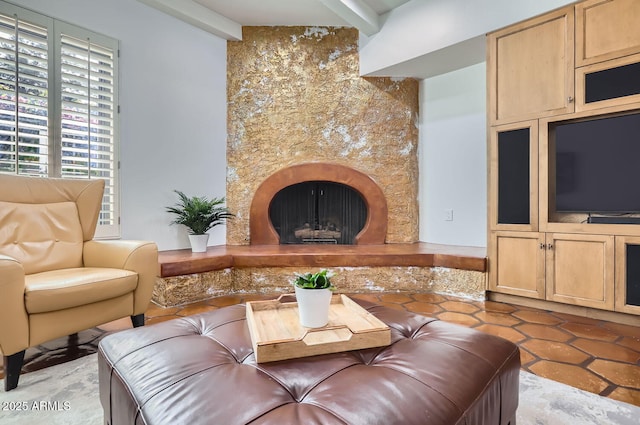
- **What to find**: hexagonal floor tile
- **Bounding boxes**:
[529,361,610,395]
[512,309,563,325]
[474,324,527,344]
[588,359,640,387]
[551,312,603,326]
[521,339,590,364]
[608,387,640,407]
[516,323,573,342]
[473,311,522,327]
[601,321,640,338]
[560,322,620,342]
[404,301,444,316]
[436,311,481,327]
[412,293,447,303]
[483,300,517,313]
[439,300,481,314]
[518,346,537,366]
[619,336,640,352]
[571,339,640,363]
[376,302,407,312]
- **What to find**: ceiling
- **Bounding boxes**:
[138,0,410,39]
[136,0,477,79]
[193,0,408,26]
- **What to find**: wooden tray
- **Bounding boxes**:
[246,294,391,363]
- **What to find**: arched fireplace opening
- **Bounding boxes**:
[250,163,388,245]
[269,181,367,244]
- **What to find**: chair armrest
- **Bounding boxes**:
[83,240,159,315]
[0,255,29,356]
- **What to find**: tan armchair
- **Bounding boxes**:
[0,174,158,391]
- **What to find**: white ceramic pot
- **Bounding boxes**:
[188,234,209,253]
[294,286,332,328]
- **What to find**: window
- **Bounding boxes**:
[0,1,119,238]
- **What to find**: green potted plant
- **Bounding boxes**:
[293,269,335,328]
[166,190,234,252]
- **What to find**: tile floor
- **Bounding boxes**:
[3,292,639,407]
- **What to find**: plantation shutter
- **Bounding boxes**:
[0,9,50,176]
[0,2,120,238]
[56,23,119,236]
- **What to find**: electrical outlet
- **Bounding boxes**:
[444,209,453,221]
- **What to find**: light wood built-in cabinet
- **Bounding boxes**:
[487,0,640,317]
[489,232,614,310]
[488,6,575,125]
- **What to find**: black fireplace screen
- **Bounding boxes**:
[269,181,367,244]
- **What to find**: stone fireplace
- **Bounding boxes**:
[149,26,487,308]
[226,26,419,245]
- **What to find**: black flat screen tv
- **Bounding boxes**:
[554,112,640,213]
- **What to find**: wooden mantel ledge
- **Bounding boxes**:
[158,243,487,278]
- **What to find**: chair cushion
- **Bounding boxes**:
[0,201,83,274]
[25,268,138,314]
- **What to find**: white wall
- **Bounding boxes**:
[419,63,487,247]
[11,0,228,250]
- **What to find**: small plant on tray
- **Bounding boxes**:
[293,269,335,290]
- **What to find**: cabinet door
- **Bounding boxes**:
[546,233,614,309]
[488,6,574,124]
[615,236,640,315]
[489,121,538,232]
[576,0,640,67]
[489,231,545,299]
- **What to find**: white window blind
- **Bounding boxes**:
[0,11,49,177]
[0,2,119,238]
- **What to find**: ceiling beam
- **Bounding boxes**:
[137,0,242,40]
[319,0,380,36]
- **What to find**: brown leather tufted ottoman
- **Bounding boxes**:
[98,300,520,425]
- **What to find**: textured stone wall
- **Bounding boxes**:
[226,27,419,244]
[154,267,485,307]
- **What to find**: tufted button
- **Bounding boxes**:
[55,239,60,242]
[13,240,18,244]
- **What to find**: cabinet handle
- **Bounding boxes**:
[539,243,545,250]
[547,244,553,250]
[567,96,574,103]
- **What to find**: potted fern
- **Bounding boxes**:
[166,190,234,252]
[293,269,335,328]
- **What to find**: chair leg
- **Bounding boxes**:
[4,350,25,391]
[130,313,145,328]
